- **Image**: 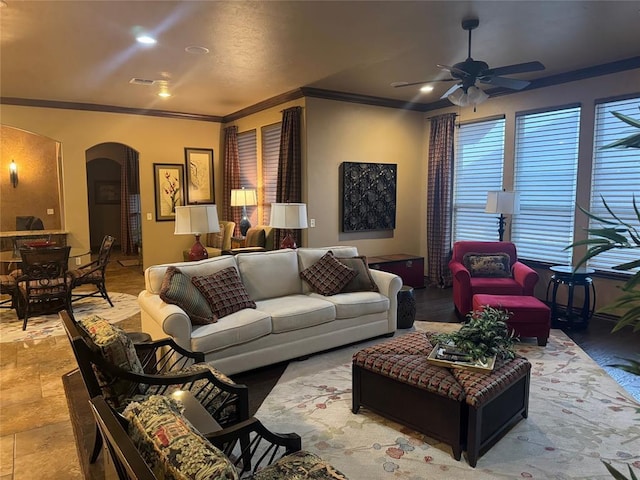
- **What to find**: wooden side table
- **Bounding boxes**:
[545,265,596,329]
[367,254,425,288]
[231,236,246,248]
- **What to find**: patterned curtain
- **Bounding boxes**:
[223,126,241,229]
[426,113,456,288]
[275,106,303,247]
[120,147,140,256]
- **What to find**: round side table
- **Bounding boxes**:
[397,285,416,329]
[545,265,596,329]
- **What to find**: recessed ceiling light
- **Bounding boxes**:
[158,91,171,98]
[185,45,210,55]
[136,35,157,45]
[420,85,434,93]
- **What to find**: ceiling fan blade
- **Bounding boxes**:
[481,61,545,77]
[438,64,469,77]
[479,76,531,90]
[392,78,456,88]
[440,83,463,99]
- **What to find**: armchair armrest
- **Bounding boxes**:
[448,260,471,286]
[206,417,302,476]
[512,261,539,295]
[133,337,205,371]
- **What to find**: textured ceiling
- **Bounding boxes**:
[1,1,639,117]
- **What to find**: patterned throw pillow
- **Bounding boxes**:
[462,252,512,278]
[124,395,239,480]
[191,267,256,319]
[79,315,146,407]
[338,256,379,293]
[299,251,358,296]
[159,266,216,325]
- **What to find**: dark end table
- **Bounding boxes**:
[545,265,596,329]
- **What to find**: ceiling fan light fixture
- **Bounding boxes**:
[467,85,489,104]
[448,87,468,106]
[448,85,488,107]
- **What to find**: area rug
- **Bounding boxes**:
[0,292,140,343]
[256,324,640,479]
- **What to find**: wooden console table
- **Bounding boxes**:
[367,254,425,288]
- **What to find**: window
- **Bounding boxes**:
[452,117,505,242]
[261,123,281,224]
[512,105,581,264]
[237,130,258,225]
[588,96,640,272]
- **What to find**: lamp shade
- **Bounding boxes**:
[174,205,220,235]
[230,188,257,207]
[485,191,520,214]
[269,203,308,229]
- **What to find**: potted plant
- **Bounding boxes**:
[432,305,517,364]
[569,107,640,480]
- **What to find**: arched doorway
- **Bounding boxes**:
[85,143,141,264]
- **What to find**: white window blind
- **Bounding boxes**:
[261,123,281,224]
[237,130,258,225]
[453,117,505,242]
[589,96,640,272]
[512,106,581,264]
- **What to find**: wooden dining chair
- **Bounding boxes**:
[16,246,71,330]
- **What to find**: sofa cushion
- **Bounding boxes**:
[252,450,349,480]
[123,395,238,480]
[192,267,256,319]
[256,295,336,333]
[190,308,272,353]
[314,290,390,319]
[236,249,301,301]
[79,315,145,407]
[145,255,238,294]
[300,251,358,296]
[159,266,216,325]
[338,256,379,293]
[463,252,512,278]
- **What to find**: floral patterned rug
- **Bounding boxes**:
[0,292,140,343]
[256,323,640,479]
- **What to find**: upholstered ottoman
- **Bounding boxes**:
[473,294,551,346]
[451,356,531,467]
[352,332,466,460]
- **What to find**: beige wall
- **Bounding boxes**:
[305,98,425,256]
[0,105,221,268]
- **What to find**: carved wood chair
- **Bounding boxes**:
[60,311,249,464]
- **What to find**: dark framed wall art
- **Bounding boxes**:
[340,161,397,232]
[184,147,214,204]
[153,163,184,221]
[94,181,120,204]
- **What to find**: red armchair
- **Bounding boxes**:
[449,241,539,318]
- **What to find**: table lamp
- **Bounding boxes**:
[485,191,520,241]
[230,188,258,236]
[269,203,308,249]
[174,205,220,261]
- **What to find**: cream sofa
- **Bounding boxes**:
[138,246,402,375]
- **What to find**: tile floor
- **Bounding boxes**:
[0,253,144,480]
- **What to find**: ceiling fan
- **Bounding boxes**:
[394,17,545,106]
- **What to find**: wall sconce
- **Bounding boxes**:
[9,160,18,188]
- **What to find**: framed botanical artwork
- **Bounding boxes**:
[94,180,120,204]
[184,147,214,204]
[153,163,185,221]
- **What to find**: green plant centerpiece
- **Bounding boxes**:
[432,305,517,364]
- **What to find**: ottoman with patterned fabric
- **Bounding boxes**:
[451,357,531,467]
[472,294,551,346]
[352,332,466,460]
[352,332,531,467]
